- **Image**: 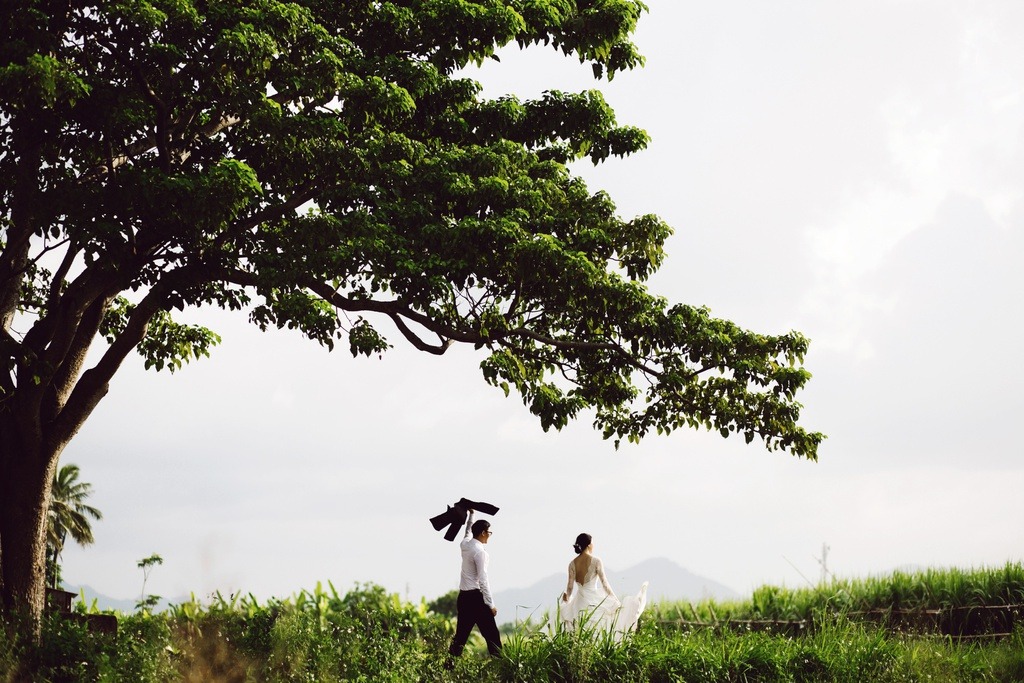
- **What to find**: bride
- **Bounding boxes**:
[559,533,648,639]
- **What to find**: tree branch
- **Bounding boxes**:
[49,267,204,450]
[212,181,317,250]
[0,327,20,399]
[44,294,113,423]
[94,37,173,173]
[295,277,665,379]
[46,242,79,312]
[22,265,116,367]
[12,268,121,434]
[0,114,44,330]
[386,312,452,355]
[75,92,289,185]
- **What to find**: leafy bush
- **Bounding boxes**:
[656,561,1024,636]
[4,576,1024,682]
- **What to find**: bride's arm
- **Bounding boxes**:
[596,558,618,601]
[562,561,575,602]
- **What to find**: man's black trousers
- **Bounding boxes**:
[449,589,502,657]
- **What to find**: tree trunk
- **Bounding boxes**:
[0,420,60,640]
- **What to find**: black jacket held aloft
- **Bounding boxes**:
[429,498,500,541]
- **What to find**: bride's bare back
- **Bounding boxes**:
[564,553,615,602]
[571,554,594,585]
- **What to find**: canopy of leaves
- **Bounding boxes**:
[0,0,823,458]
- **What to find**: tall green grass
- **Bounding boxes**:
[655,562,1024,633]
[2,567,1023,682]
[497,618,1024,683]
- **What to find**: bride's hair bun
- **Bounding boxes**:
[573,533,592,555]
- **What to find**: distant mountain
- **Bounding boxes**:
[492,557,739,625]
[61,584,187,613]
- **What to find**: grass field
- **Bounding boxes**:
[3,565,1023,682]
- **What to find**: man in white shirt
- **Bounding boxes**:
[447,510,502,659]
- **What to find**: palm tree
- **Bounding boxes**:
[45,463,102,589]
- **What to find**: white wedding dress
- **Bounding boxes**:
[559,555,648,640]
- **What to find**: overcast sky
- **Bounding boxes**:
[62,0,1024,608]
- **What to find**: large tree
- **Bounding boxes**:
[0,0,823,632]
